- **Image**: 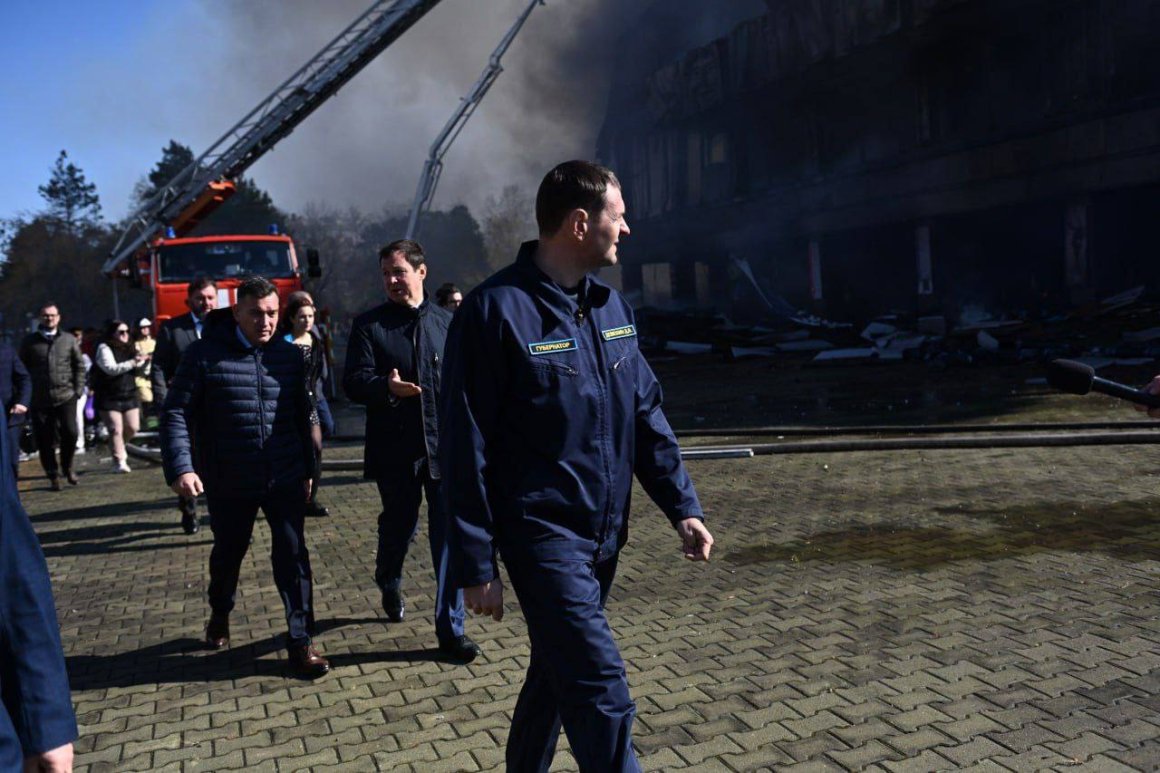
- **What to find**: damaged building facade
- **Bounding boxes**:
[597,0,1160,324]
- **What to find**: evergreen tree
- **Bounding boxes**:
[38,150,102,236]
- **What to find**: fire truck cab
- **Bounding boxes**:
[143,232,305,323]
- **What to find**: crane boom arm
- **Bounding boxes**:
[405,0,544,239]
[104,0,443,275]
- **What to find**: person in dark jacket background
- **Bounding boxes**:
[0,396,77,771]
[439,161,714,771]
[161,276,329,679]
[344,239,477,662]
[152,275,219,534]
[19,303,85,491]
[0,339,31,482]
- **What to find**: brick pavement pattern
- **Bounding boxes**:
[20,440,1160,771]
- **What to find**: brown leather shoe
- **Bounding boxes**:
[49,476,62,492]
[287,644,330,679]
[205,613,230,650]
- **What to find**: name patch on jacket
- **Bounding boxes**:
[601,324,637,342]
[528,338,578,356]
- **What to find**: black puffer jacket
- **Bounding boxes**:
[160,309,313,496]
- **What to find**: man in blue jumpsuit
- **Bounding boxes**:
[439,160,714,771]
[0,399,77,770]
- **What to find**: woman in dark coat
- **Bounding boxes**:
[281,292,332,517]
[93,319,147,473]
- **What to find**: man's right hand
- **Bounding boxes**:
[171,472,204,498]
[464,578,504,622]
[24,741,74,772]
[388,369,422,399]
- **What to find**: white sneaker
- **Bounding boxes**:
[114,460,131,474]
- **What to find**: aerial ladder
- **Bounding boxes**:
[404,0,544,239]
[102,0,444,280]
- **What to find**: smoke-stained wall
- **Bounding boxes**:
[599,0,1160,321]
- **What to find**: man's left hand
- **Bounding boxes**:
[24,742,74,772]
[9,403,27,416]
[676,517,713,561]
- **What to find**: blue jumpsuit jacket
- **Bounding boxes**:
[439,240,703,587]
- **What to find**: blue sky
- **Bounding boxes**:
[1,2,213,222]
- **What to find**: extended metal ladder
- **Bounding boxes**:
[103,0,443,275]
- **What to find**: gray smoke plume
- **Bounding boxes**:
[187,0,629,216]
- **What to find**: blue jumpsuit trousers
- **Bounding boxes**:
[503,552,640,773]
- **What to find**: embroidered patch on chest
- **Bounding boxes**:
[528,338,578,356]
[601,324,637,342]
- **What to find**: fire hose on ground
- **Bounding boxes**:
[125,421,1160,467]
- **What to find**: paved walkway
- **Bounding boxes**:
[22,435,1160,771]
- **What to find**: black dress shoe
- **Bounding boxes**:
[287,644,330,679]
[438,635,482,663]
[381,587,405,623]
[65,470,79,485]
[305,501,330,518]
[49,477,62,492]
[182,511,199,535]
[180,497,199,535]
[206,613,230,650]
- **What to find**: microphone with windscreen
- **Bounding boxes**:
[1046,359,1160,408]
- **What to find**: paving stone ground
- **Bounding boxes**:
[20,368,1160,771]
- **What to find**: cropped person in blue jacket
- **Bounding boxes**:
[160,276,328,679]
[0,391,76,771]
[439,161,714,772]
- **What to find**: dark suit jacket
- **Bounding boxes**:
[151,313,201,406]
[343,300,451,480]
[0,342,31,428]
[0,414,77,766]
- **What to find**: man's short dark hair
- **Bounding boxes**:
[237,276,278,303]
[379,239,425,269]
[40,302,59,314]
[187,274,217,297]
[535,160,621,236]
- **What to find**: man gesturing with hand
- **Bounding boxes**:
[440,161,713,772]
[344,239,477,662]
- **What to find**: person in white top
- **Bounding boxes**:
[93,320,149,473]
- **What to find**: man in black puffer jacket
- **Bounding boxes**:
[161,276,329,679]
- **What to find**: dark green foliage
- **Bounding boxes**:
[38,150,102,236]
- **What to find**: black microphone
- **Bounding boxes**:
[1046,359,1160,408]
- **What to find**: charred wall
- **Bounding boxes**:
[598,0,1160,322]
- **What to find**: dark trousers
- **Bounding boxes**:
[206,483,314,648]
[504,552,639,773]
[374,465,464,642]
[30,400,78,480]
[7,424,22,479]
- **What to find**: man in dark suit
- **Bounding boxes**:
[0,392,77,770]
[344,239,478,662]
[152,275,218,534]
[0,339,31,481]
